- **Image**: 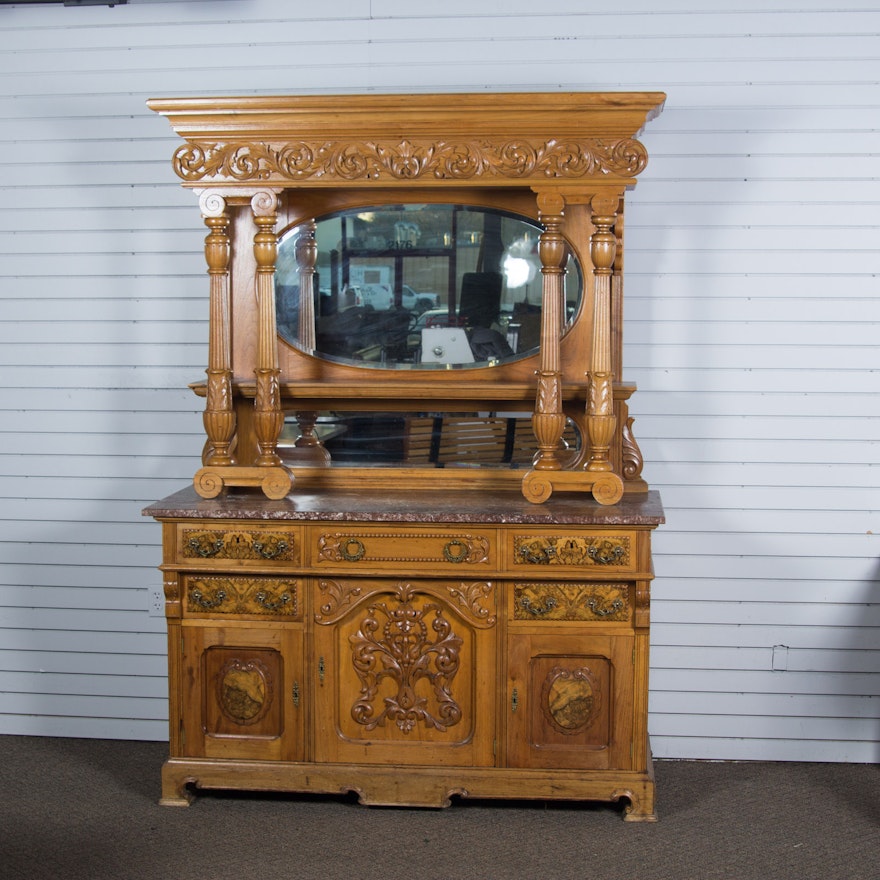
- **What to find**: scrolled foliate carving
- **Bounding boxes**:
[446,581,497,627]
[350,584,463,734]
[315,578,362,623]
[171,137,648,184]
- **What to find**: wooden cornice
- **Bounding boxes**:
[147,91,666,189]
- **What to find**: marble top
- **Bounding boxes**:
[143,486,664,527]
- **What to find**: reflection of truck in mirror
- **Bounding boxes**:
[348,266,439,313]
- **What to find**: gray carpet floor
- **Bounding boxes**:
[1,735,878,880]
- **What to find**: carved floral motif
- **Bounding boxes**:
[172,137,649,184]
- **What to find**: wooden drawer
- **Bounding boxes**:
[183,574,302,620]
[508,529,639,574]
[307,524,496,573]
[510,581,632,625]
[176,525,301,566]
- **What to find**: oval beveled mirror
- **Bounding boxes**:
[276,204,582,369]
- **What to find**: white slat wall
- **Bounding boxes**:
[0,0,877,760]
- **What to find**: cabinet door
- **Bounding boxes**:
[506,632,634,770]
[179,624,304,762]
[313,578,497,767]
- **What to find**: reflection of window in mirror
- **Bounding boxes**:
[275,204,582,369]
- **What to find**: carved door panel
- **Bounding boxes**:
[312,577,497,767]
[180,624,304,761]
[506,632,634,770]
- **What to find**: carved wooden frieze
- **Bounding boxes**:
[185,575,300,617]
[514,534,631,567]
[514,582,629,622]
[181,528,296,562]
[170,137,649,185]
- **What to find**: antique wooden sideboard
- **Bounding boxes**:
[144,91,666,819]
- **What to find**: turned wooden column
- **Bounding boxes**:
[586,193,620,474]
[251,191,285,468]
[200,192,235,466]
[531,191,567,471]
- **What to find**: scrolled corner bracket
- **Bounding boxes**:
[591,473,624,506]
[521,471,554,504]
[192,465,294,500]
[521,469,623,506]
[193,466,225,499]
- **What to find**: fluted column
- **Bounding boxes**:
[199,191,235,466]
[586,193,619,473]
[251,191,284,467]
[531,191,567,471]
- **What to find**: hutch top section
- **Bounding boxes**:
[147,92,665,505]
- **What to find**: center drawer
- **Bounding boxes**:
[306,524,497,573]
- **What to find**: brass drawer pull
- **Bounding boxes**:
[254,590,292,612]
[340,538,366,561]
[587,543,625,565]
[519,595,558,616]
[520,545,556,564]
[443,539,469,563]
[190,587,227,609]
[587,597,625,617]
[188,537,224,558]
[252,539,289,560]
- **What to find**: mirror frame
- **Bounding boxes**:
[274,202,583,372]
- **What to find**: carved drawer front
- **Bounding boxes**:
[510,531,637,573]
[177,526,300,565]
[183,575,301,619]
[512,582,631,624]
[308,525,496,572]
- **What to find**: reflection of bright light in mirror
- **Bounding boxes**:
[503,255,532,288]
[502,236,538,288]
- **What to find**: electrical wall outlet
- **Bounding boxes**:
[148,586,165,617]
